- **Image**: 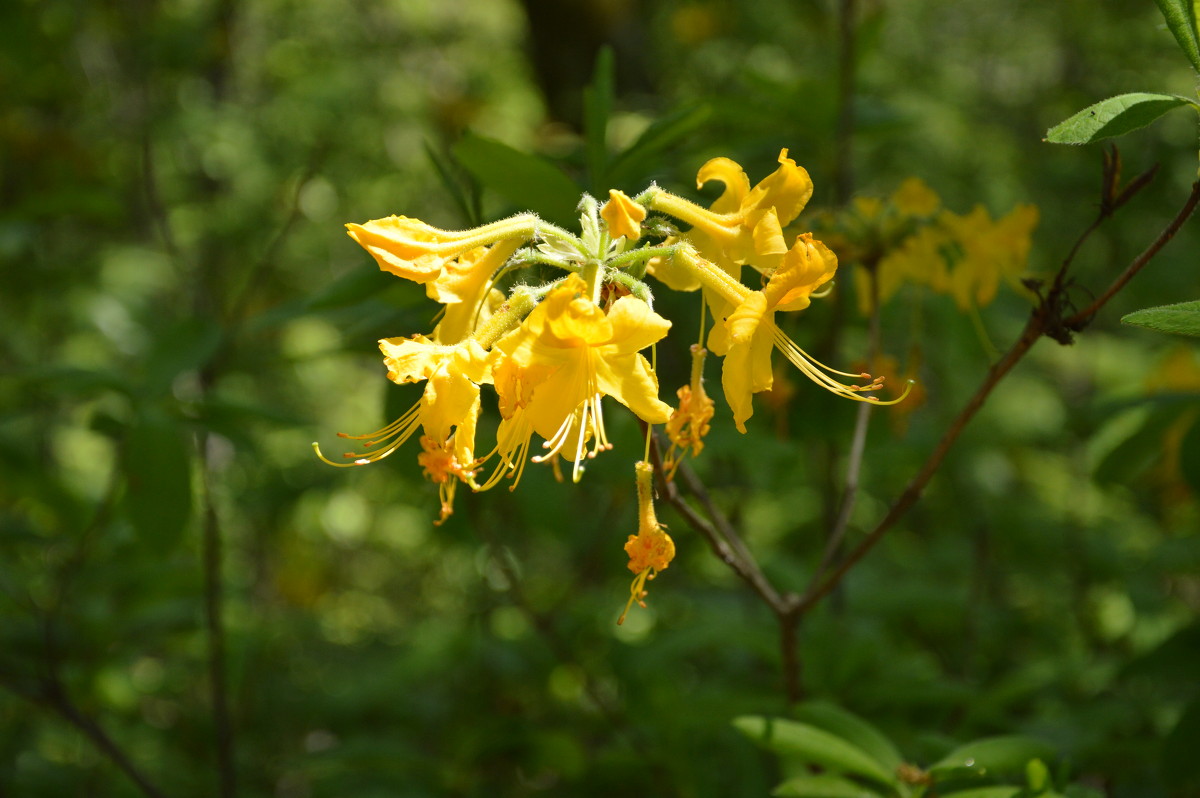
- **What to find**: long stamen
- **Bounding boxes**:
[617,567,653,626]
[312,402,423,467]
[475,415,534,492]
[770,326,912,405]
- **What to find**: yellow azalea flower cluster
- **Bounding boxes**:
[816,178,1039,314]
[315,150,907,619]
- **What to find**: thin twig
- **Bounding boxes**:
[800,179,1200,611]
[1066,180,1200,328]
[810,267,880,591]
[648,435,789,612]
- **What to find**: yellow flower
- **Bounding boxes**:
[716,234,874,432]
[944,204,1038,310]
[618,461,675,625]
[666,242,898,431]
[477,274,673,487]
[647,149,817,352]
[600,189,647,241]
[428,239,523,344]
[312,336,490,520]
[650,148,814,277]
[862,224,953,313]
[663,345,715,479]
[891,177,940,218]
[345,213,536,284]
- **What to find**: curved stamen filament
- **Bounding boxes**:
[312,402,423,467]
[475,415,534,492]
[618,567,655,626]
[771,326,911,405]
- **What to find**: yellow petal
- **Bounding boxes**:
[741,149,814,228]
[346,216,458,283]
[696,156,753,214]
[603,295,672,355]
[600,189,647,241]
[766,234,839,312]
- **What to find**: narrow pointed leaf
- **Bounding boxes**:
[929,736,1056,780]
[937,789,1022,798]
[1154,0,1200,73]
[1121,299,1200,336]
[1045,93,1197,144]
[794,701,905,773]
[733,716,896,788]
[452,134,580,228]
[773,774,884,798]
[583,46,614,193]
[607,103,712,187]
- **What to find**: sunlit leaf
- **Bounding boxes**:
[793,701,905,773]
[1121,299,1200,336]
[936,788,1022,798]
[929,736,1056,781]
[1045,93,1197,144]
[772,773,884,798]
[733,716,896,788]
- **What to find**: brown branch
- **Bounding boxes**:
[648,435,790,613]
[647,434,805,702]
[800,179,1200,611]
[800,309,1042,611]
[1065,180,1200,328]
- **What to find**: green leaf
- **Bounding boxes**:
[1045,93,1197,144]
[1121,299,1200,336]
[424,139,483,227]
[733,716,896,789]
[773,774,884,798]
[793,701,905,773]
[452,133,581,228]
[607,103,712,188]
[583,46,614,193]
[929,736,1057,781]
[123,410,193,553]
[1154,0,1200,74]
[937,789,1022,798]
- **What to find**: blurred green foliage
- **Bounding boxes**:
[1,0,1199,797]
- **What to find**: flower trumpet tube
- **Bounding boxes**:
[618,461,675,625]
[346,213,541,283]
